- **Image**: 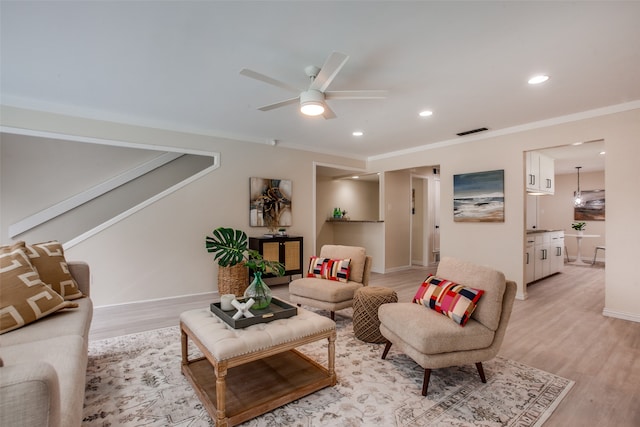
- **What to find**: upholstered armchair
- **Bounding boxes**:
[289,245,372,320]
[378,257,517,396]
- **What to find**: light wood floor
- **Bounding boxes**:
[90,263,640,427]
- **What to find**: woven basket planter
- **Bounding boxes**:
[217,264,249,297]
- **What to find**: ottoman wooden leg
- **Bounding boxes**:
[215,362,228,427]
[328,330,337,385]
[181,327,189,365]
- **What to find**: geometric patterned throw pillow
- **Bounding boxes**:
[307,256,351,283]
[0,242,77,334]
[413,274,484,326]
[25,241,84,300]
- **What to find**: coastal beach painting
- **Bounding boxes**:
[454,169,504,222]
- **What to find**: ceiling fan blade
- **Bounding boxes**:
[257,96,299,112]
[325,90,388,100]
[240,68,300,94]
[309,52,349,92]
[322,103,337,120]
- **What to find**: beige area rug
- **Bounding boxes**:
[83,310,573,426]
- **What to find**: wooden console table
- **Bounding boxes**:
[249,235,303,278]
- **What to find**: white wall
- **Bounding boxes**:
[3,105,638,322]
[411,177,424,264]
[1,106,365,306]
[331,222,385,273]
[315,176,383,270]
[1,132,213,243]
[316,177,379,222]
[370,107,640,322]
[384,169,411,270]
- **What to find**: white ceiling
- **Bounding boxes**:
[539,139,605,175]
[1,1,639,163]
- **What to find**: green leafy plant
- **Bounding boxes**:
[571,222,586,231]
[205,227,285,275]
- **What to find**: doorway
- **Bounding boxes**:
[411,168,440,268]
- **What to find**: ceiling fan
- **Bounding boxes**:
[240,51,387,119]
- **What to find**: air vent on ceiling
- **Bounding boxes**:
[456,127,488,136]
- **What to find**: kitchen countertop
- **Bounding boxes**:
[526,229,563,234]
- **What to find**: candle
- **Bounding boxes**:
[220,294,236,311]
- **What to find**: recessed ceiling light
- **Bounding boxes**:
[528,75,549,85]
[419,110,433,117]
[352,131,364,136]
[600,151,606,155]
[352,176,360,179]
[571,141,584,146]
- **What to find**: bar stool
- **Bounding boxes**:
[592,246,605,265]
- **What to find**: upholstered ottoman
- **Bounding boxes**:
[353,287,398,343]
[180,306,336,427]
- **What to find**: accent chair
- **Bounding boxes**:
[289,245,372,320]
[378,257,517,396]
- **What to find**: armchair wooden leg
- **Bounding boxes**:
[381,341,392,359]
[422,369,432,396]
[330,311,335,320]
[475,362,487,383]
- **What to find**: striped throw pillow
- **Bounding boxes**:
[413,275,484,326]
[307,256,351,283]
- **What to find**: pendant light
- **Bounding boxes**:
[574,166,584,207]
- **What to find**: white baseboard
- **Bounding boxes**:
[384,265,413,273]
[602,308,640,323]
[94,291,217,311]
[383,263,438,274]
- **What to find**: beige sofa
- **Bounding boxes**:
[0,261,93,427]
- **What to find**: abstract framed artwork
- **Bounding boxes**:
[453,169,505,222]
[249,177,292,228]
[575,189,605,221]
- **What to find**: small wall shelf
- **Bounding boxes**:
[326,219,384,223]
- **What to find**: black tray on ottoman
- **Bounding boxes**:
[210,297,297,329]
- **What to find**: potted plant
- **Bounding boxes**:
[205,227,284,309]
[571,222,586,236]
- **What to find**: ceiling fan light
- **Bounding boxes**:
[300,102,325,116]
[300,90,325,116]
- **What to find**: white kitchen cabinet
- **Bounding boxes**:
[527,230,564,283]
[526,151,555,195]
[525,235,535,284]
[539,154,555,194]
[534,233,551,280]
[549,232,565,274]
